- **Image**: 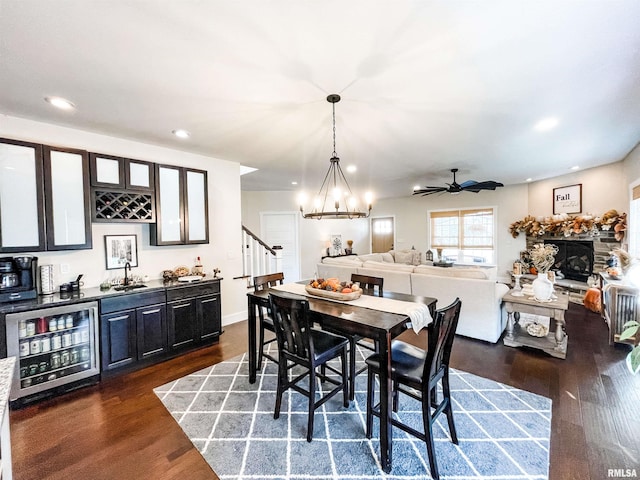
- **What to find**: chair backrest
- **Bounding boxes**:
[351,273,384,297]
[254,272,284,292]
[424,298,462,384]
[269,292,313,361]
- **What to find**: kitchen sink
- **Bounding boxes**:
[113,284,147,291]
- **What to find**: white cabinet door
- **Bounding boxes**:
[0,139,45,252]
[43,146,92,250]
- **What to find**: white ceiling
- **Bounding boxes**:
[1,1,640,200]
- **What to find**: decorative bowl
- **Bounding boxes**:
[525,322,549,337]
[304,285,362,301]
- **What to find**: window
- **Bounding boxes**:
[429,208,496,264]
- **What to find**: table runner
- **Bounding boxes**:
[271,283,432,333]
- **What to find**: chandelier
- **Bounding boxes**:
[299,94,373,219]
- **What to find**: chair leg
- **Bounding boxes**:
[274,359,286,420]
[307,366,316,442]
[341,347,349,407]
[442,374,458,444]
[258,313,265,367]
[423,390,440,480]
[365,369,374,439]
[349,338,357,401]
[392,380,399,412]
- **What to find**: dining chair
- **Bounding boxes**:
[365,297,462,480]
[253,272,285,367]
[269,292,350,442]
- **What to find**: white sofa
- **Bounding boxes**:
[316,252,509,343]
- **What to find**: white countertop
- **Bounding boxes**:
[0,357,16,418]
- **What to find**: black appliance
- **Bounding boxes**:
[0,255,38,303]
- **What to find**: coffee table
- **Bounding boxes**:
[502,289,570,359]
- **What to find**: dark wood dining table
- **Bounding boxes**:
[246,285,437,473]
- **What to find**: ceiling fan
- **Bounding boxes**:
[413,168,504,196]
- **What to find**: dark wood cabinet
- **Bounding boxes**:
[136,304,167,360]
[101,309,137,371]
[166,280,221,352]
[0,138,92,252]
[150,165,208,245]
[100,280,220,374]
[166,298,197,351]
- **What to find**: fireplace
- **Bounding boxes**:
[544,239,594,282]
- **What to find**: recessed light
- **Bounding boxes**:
[413,185,421,191]
[291,181,298,185]
[44,96,75,110]
[346,165,357,173]
[526,178,533,182]
[172,129,190,139]
[570,165,579,170]
[534,117,559,132]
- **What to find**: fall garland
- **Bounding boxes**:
[509,209,627,241]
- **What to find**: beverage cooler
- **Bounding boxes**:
[5,301,100,404]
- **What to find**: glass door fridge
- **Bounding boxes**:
[5,301,100,404]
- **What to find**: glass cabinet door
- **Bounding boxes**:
[152,164,184,245]
[0,138,46,252]
[89,153,125,188]
[185,168,209,244]
[43,146,92,250]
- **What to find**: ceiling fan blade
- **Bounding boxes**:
[461,180,504,192]
[459,180,478,188]
[413,186,447,196]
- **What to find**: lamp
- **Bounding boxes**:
[299,94,372,219]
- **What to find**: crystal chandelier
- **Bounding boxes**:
[299,94,373,219]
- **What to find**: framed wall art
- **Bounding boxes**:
[553,184,582,214]
[330,234,343,256]
[104,234,138,269]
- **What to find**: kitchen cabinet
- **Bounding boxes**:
[89,153,154,191]
[43,146,92,250]
[89,153,155,223]
[0,139,91,252]
[166,280,221,352]
[100,290,167,372]
[150,164,208,245]
[0,138,46,252]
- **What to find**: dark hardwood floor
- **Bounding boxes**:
[9,304,640,479]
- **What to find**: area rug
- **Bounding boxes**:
[154,347,552,479]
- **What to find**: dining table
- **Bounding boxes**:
[246,282,437,473]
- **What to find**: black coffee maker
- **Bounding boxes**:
[0,255,38,303]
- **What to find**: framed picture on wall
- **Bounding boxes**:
[553,184,582,214]
[105,234,138,269]
[330,234,343,256]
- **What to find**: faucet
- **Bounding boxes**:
[124,262,131,286]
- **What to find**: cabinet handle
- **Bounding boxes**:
[108,315,130,322]
[142,308,161,315]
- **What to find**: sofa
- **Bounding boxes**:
[316,251,509,343]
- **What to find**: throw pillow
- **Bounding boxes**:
[394,251,414,265]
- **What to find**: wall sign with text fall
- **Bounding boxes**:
[553,184,582,214]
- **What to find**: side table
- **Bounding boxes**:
[503,290,570,359]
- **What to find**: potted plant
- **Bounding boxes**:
[345,239,353,255]
[528,243,559,301]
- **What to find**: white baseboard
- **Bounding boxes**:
[222,310,247,326]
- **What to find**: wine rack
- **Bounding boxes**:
[93,190,155,222]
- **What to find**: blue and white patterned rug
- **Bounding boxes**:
[154,348,552,479]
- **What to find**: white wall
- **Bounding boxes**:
[0,115,247,326]
[527,161,627,216]
[624,143,640,185]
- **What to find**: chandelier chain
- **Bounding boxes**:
[332,101,337,157]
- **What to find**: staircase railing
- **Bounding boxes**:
[241,225,283,287]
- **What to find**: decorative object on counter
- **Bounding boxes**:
[344,239,353,255]
[509,209,627,241]
[213,268,220,279]
[512,274,524,296]
[192,256,204,276]
[39,264,55,295]
[436,247,443,261]
[528,243,558,302]
[173,265,190,277]
[99,280,111,291]
[162,270,174,281]
[552,183,582,215]
[178,275,203,283]
[104,234,138,270]
[425,249,433,262]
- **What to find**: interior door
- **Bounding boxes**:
[260,212,300,282]
[371,216,394,253]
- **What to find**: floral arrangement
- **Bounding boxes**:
[509,209,626,241]
[527,243,559,273]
